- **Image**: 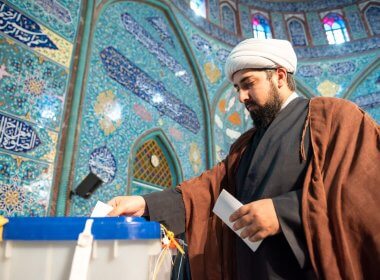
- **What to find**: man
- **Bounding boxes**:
[108,39,380,279]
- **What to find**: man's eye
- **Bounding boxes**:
[241,82,254,90]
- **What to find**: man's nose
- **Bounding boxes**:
[238,89,249,103]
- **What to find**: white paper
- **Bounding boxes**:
[213,189,262,252]
[91,201,113,217]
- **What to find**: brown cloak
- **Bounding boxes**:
[178,97,380,280]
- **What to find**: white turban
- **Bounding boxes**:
[225,38,297,82]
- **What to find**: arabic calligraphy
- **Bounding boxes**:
[121,12,191,86]
[36,0,72,24]
[0,113,42,153]
[146,16,175,48]
[0,1,57,49]
[100,46,201,134]
[89,146,117,184]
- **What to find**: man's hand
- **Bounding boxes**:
[107,196,146,217]
[229,199,281,242]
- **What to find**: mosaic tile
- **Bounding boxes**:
[365,5,380,35]
[208,0,220,25]
[94,90,123,136]
[344,5,367,40]
[70,1,207,215]
[7,0,81,42]
[306,12,328,46]
[0,111,57,162]
[0,151,52,216]
[239,4,252,38]
[288,19,308,46]
[146,16,175,49]
[171,0,239,46]
[271,12,288,40]
[213,87,251,162]
[89,146,117,184]
[238,0,357,12]
[296,52,378,98]
[349,65,380,122]
[0,1,73,68]
[353,93,380,110]
[189,142,201,174]
[35,0,72,24]
[298,65,323,78]
[328,61,356,75]
[0,34,67,130]
[0,113,41,153]
[133,103,153,122]
[204,61,221,83]
[100,46,200,134]
[192,34,212,54]
[121,12,191,86]
[221,4,236,34]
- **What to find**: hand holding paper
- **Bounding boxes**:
[213,190,262,252]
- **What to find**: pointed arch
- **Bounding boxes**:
[363,3,380,35]
[128,128,183,195]
[60,0,214,215]
[252,13,272,39]
[220,3,237,34]
[322,12,350,44]
[287,18,308,46]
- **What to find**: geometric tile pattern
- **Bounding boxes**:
[70,1,207,216]
[133,139,172,189]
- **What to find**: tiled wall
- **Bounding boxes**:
[0,0,81,216]
[0,0,379,217]
[69,1,209,215]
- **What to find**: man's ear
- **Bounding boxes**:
[276,68,288,88]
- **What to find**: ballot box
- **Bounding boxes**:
[0,217,162,280]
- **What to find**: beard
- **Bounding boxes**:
[248,82,282,129]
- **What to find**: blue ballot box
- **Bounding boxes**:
[0,217,162,280]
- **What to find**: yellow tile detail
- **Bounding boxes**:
[33,26,73,68]
[317,80,340,97]
[204,62,221,84]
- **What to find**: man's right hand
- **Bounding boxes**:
[107,196,146,217]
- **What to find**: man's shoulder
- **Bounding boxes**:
[310,96,358,110]
[229,128,256,154]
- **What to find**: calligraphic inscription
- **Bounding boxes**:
[0,1,57,49]
[146,16,175,48]
[191,34,212,54]
[298,65,323,78]
[216,49,230,63]
[354,92,380,109]
[100,46,200,134]
[36,0,72,24]
[121,13,191,86]
[89,146,117,184]
[328,62,356,75]
[0,113,41,153]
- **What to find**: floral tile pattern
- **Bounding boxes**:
[70,1,207,216]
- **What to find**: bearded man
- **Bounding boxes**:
[108,39,380,280]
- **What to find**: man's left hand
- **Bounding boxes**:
[229,199,281,242]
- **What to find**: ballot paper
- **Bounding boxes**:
[213,189,262,252]
[91,201,114,217]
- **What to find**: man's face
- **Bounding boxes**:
[232,69,282,129]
